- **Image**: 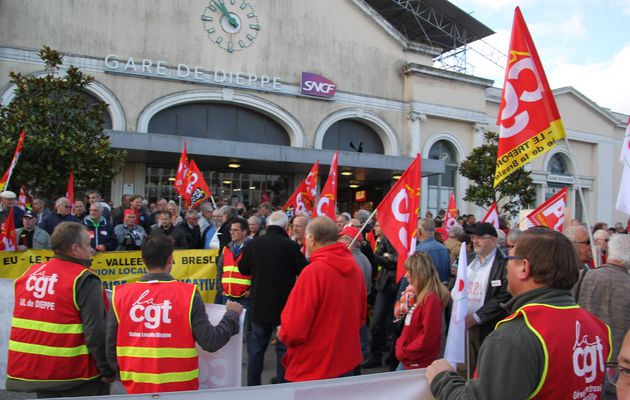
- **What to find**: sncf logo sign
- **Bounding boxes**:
[301,72,336,98]
[130,289,173,329]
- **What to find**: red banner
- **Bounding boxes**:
[375,154,421,281]
[494,7,566,186]
[0,208,17,251]
[314,152,338,219]
[174,142,189,197]
[443,193,458,231]
[185,160,212,209]
[283,161,319,218]
[527,187,567,232]
[482,202,500,229]
[0,129,25,192]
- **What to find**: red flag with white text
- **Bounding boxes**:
[174,142,189,197]
[283,161,319,219]
[527,187,567,232]
[482,202,500,230]
[443,193,459,231]
[184,160,212,209]
[376,154,421,281]
[66,169,74,205]
[494,7,566,186]
[0,130,25,192]
[314,152,338,219]
[0,208,18,251]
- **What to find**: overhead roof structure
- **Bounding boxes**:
[364,0,494,53]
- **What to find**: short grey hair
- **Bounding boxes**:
[55,197,70,207]
[185,209,199,218]
[201,202,214,213]
[563,225,588,242]
[221,205,238,219]
[418,217,435,234]
[593,229,609,241]
[507,228,522,243]
[90,203,103,212]
[248,216,261,225]
[607,234,630,268]
[267,210,288,228]
[448,224,464,238]
[354,209,370,224]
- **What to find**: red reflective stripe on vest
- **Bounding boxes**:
[221,248,250,298]
[8,259,100,381]
[113,281,198,394]
[496,303,612,399]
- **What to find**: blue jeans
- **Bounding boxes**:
[247,322,286,386]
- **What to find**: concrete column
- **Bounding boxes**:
[595,142,614,223]
[407,111,427,157]
[473,123,488,148]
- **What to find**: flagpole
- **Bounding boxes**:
[210,195,217,209]
[562,138,598,268]
[466,329,471,381]
[348,208,377,249]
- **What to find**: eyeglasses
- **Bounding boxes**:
[63,205,72,209]
[573,240,591,246]
[605,362,630,387]
[505,255,525,261]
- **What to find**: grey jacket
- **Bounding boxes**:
[15,226,51,249]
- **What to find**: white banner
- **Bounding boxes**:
[0,279,243,391]
[94,369,431,400]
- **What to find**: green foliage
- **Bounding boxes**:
[459,131,536,218]
[0,46,126,198]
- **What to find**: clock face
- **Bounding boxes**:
[201,0,261,53]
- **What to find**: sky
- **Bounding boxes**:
[447,0,630,116]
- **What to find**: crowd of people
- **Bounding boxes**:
[3,189,630,399]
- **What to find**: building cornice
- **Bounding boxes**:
[403,63,495,87]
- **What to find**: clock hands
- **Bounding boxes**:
[212,0,239,29]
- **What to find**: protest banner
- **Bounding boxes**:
[0,249,219,303]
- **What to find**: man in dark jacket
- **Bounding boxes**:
[238,210,308,386]
[175,209,203,249]
[463,222,510,373]
[39,197,79,235]
[82,203,116,252]
[149,211,187,249]
[217,205,239,253]
[1,190,25,229]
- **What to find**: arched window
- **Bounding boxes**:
[148,103,289,145]
[548,153,570,175]
[322,119,384,154]
[427,140,457,215]
[82,91,112,130]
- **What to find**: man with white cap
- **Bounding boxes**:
[0,190,25,229]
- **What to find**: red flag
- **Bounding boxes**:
[0,129,25,192]
[184,160,212,208]
[494,7,566,187]
[282,161,319,218]
[527,187,567,232]
[18,186,31,211]
[314,152,338,219]
[375,154,421,281]
[482,202,500,230]
[443,193,459,231]
[0,208,18,251]
[66,169,74,205]
[174,142,189,196]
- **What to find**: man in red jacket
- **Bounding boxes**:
[279,216,366,382]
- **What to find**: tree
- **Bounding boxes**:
[0,46,126,199]
[459,131,536,218]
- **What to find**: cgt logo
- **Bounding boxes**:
[301,72,337,98]
[572,321,605,384]
[130,289,173,329]
[26,270,59,299]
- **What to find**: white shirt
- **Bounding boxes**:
[466,250,496,315]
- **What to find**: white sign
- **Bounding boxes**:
[547,174,575,184]
[0,279,243,391]
[104,55,282,91]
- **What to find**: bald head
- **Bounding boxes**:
[306,217,339,245]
